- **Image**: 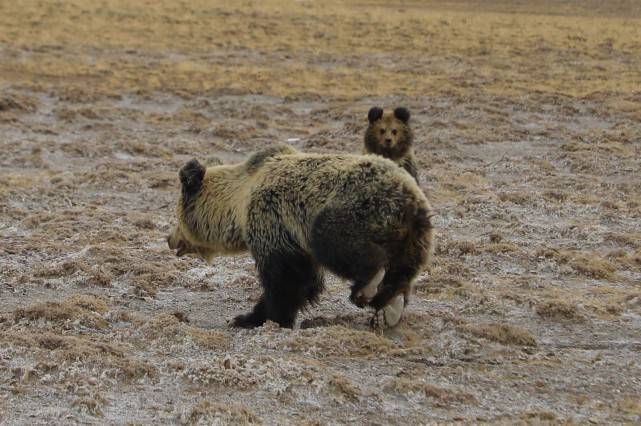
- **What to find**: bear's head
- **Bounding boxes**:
[167,158,247,262]
[167,159,217,261]
[364,107,413,160]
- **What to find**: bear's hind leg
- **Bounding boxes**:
[310,211,387,307]
[257,249,324,328]
[367,256,423,329]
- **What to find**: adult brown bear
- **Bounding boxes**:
[167,145,434,329]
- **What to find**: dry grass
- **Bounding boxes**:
[440,239,478,256]
[538,248,618,280]
[1,0,640,423]
[183,401,260,425]
[2,328,157,382]
[461,323,537,346]
[1,0,640,100]
[72,396,107,418]
[498,192,532,206]
[288,326,398,357]
[536,300,584,322]
[617,397,641,416]
[570,254,617,280]
[328,374,362,402]
[14,294,110,329]
[142,313,228,349]
[383,378,476,406]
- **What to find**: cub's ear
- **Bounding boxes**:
[179,159,205,198]
[393,107,411,124]
[368,107,384,123]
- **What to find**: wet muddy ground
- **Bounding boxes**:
[1,0,640,424]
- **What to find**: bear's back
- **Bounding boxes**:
[250,152,423,209]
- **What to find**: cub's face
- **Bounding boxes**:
[364,107,412,160]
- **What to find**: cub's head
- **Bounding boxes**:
[166,159,215,261]
[364,107,413,160]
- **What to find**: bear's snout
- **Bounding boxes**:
[167,235,188,257]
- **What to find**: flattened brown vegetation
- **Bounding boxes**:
[328,374,362,402]
[2,330,157,382]
[538,248,618,280]
[288,326,397,357]
[461,323,537,347]
[14,294,110,329]
[142,313,228,349]
[536,300,584,322]
[183,401,260,425]
[384,378,476,406]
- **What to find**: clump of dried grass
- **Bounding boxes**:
[141,313,228,349]
[483,242,522,255]
[33,259,113,287]
[0,94,37,112]
[617,396,641,415]
[440,240,477,256]
[489,232,503,243]
[34,259,88,278]
[182,401,260,425]
[498,192,531,205]
[72,395,107,417]
[183,353,318,393]
[537,248,616,280]
[288,326,397,357]
[460,323,537,346]
[3,330,156,381]
[383,378,476,406]
[328,374,361,402]
[542,190,568,202]
[520,411,558,421]
[536,300,584,321]
[570,254,616,280]
[416,273,465,295]
[14,294,110,329]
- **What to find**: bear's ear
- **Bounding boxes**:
[179,159,205,198]
[368,107,384,123]
[393,107,411,124]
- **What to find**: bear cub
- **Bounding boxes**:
[364,106,418,183]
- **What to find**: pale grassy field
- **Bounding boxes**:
[1,0,640,424]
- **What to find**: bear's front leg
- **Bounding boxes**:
[254,244,324,328]
[231,297,267,328]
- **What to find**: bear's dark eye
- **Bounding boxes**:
[379,128,385,135]
[392,129,397,135]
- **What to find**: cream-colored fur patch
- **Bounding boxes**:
[372,294,404,329]
[356,268,385,302]
[383,294,404,327]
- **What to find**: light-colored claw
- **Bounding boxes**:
[370,294,405,329]
[382,294,404,327]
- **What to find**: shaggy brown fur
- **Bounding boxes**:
[364,107,418,183]
[167,145,433,329]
